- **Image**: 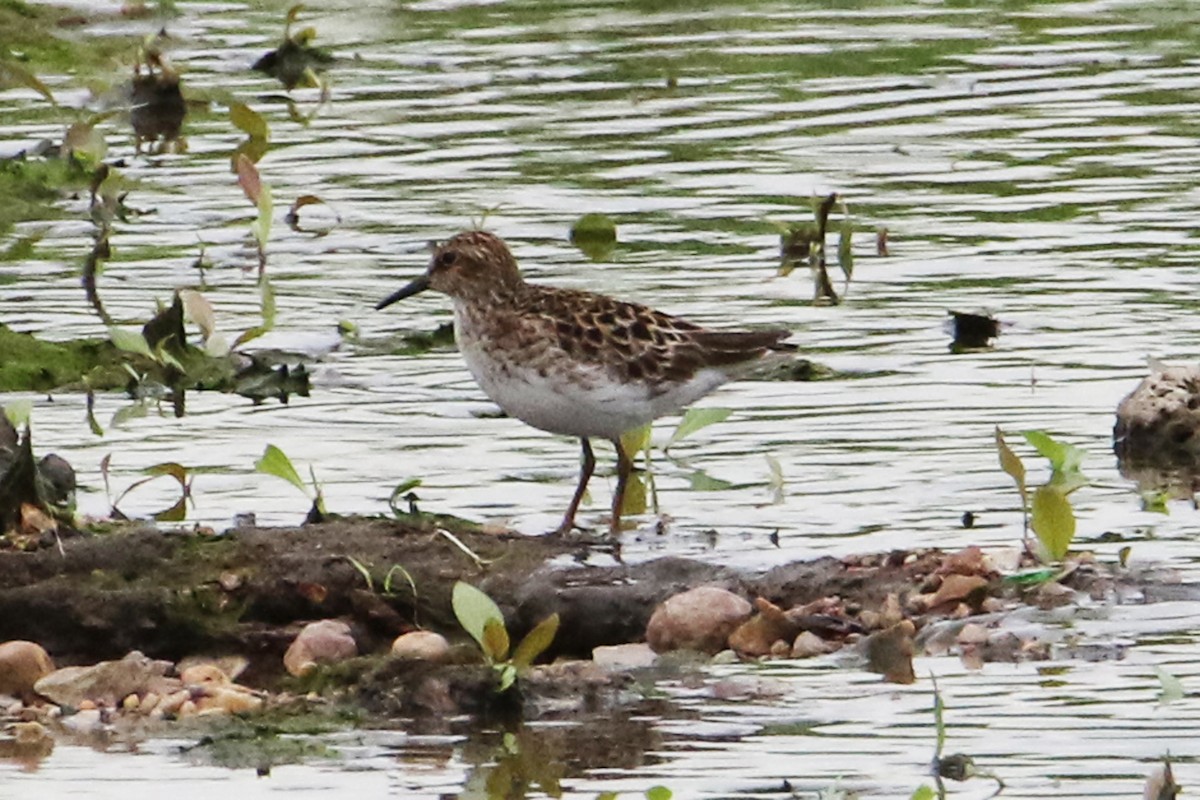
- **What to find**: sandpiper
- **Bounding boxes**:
[377,230,793,534]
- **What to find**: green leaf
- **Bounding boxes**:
[452,581,506,654]
[1155,665,1184,704]
[230,102,269,141]
[144,462,188,487]
[344,555,374,592]
[620,422,652,459]
[665,407,731,452]
[0,61,56,105]
[511,613,559,669]
[1002,568,1059,586]
[837,223,853,282]
[254,188,274,248]
[994,426,1026,503]
[482,617,510,663]
[931,676,945,758]
[260,276,276,327]
[382,563,416,598]
[255,444,308,494]
[1030,485,1075,561]
[496,663,517,692]
[3,400,32,428]
[645,787,673,800]
[109,327,155,359]
[910,786,936,800]
[595,793,619,800]
[1022,429,1087,495]
[153,495,188,522]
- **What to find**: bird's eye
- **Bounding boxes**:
[436,251,458,269]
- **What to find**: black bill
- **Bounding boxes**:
[375,274,431,310]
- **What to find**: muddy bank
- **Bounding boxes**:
[1,516,1184,689]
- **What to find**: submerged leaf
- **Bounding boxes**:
[1030,485,1075,561]
[255,444,307,494]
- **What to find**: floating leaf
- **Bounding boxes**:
[1155,665,1184,704]
[910,787,936,800]
[230,102,269,141]
[1030,484,1075,561]
[569,213,617,261]
[665,407,731,452]
[482,617,510,663]
[766,454,784,493]
[255,444,307,494]
[452,581,506,655]
[109,327,155,359]
[645,787,673,800]
[511,613,559,669]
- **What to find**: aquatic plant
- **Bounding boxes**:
[255,444,325,522]
[995,427,1086,562]
[451,581,558,692]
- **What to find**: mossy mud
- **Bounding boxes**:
[1,514,1193,713]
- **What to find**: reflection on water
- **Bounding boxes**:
[5,0,1200,795]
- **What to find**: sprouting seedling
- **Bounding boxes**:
[451,581,559,693]
[254,444,325,521]
[346,556,421,625]
[995,427,1087,563]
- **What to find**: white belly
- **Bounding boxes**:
[453,306,729,440]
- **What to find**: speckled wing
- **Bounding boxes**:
[520,284,793,387]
